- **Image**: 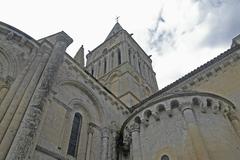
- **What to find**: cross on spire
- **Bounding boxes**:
[116,16,120,23]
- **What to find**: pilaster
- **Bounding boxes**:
[101,127,110,160]
[180,102,210,160]
[5,33,72,160]
[85,125,94,160]
[228,111,240,137]
[129,123,143,160]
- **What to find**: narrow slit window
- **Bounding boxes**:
[91,67,94,75]
[117,48,121,65]
[104,58,107,74]
[128,49,132,64]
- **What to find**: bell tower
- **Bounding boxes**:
[86,22,158,107]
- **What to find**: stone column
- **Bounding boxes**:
[129,123,143,160]
[111,130,118,160]
[101,127,110,160]
[0,87,8,104]
[85,125,94,160]
[228,111,240,137]
[5,33,72,160]
[181,102,210,160]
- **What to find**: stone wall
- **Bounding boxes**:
[122,92,240,160]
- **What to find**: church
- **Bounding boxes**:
[0,20,240,160]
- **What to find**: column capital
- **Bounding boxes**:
[179,101,193,113]
[228,111,239,121]
[101,127,110,139]
[129,123,140,133]
[88,125,94,134]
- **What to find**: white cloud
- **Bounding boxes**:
[147,0,240,89]
[0,0,239,90]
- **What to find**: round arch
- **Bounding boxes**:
[0,47,18,80]
[58,80,105,124]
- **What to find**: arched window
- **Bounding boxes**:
[91,67,94,75]
[67,113,82,157]
[102,48,108,55]
[98,61,101,75]
[117,48,121,65]
[111,52,114,68]
[161,155,170,160]
[128,48,132,64]
[104,57,107,74]
[138,61,142,75]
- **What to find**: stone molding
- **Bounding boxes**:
[122,92,235,133]
[0,21,39,50]
[54,56,130,116]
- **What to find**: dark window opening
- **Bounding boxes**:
[128,49,131,64]
[117,48,121,65]
[104,58,107,74]
[91,68,94,75]
[67,113,82,157]
[161,155,170,160]
[207,99,212,107]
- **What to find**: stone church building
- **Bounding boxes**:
[0,21,240,160]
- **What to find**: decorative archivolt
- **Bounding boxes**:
[57,80,105,123]
[0,47,18,80]
[69,98,102,125]
[122,92,236,130]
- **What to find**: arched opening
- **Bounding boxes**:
[111,52,114,68]
[91,67,94,75]
[117,48,121,65]
[161,155,170,160]
[98,61,101,75]
[138,60,142,75]
[67,113,82,157]
[157,104,165,113]
[134,116,141,124]
[170,100,179,109]
[192,97,200,106]
[128,48,132,64]
[144,110,152,121]
[102,48,108,55]
[104,57,107,74]
[207,98,212,107]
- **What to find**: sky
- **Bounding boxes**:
[1,0,240,89]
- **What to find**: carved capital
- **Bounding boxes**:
[129,123,140,133]
[179,101,192,113]
[88,125,94,135]
[228,112,239,121]
[101,127,110,139]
